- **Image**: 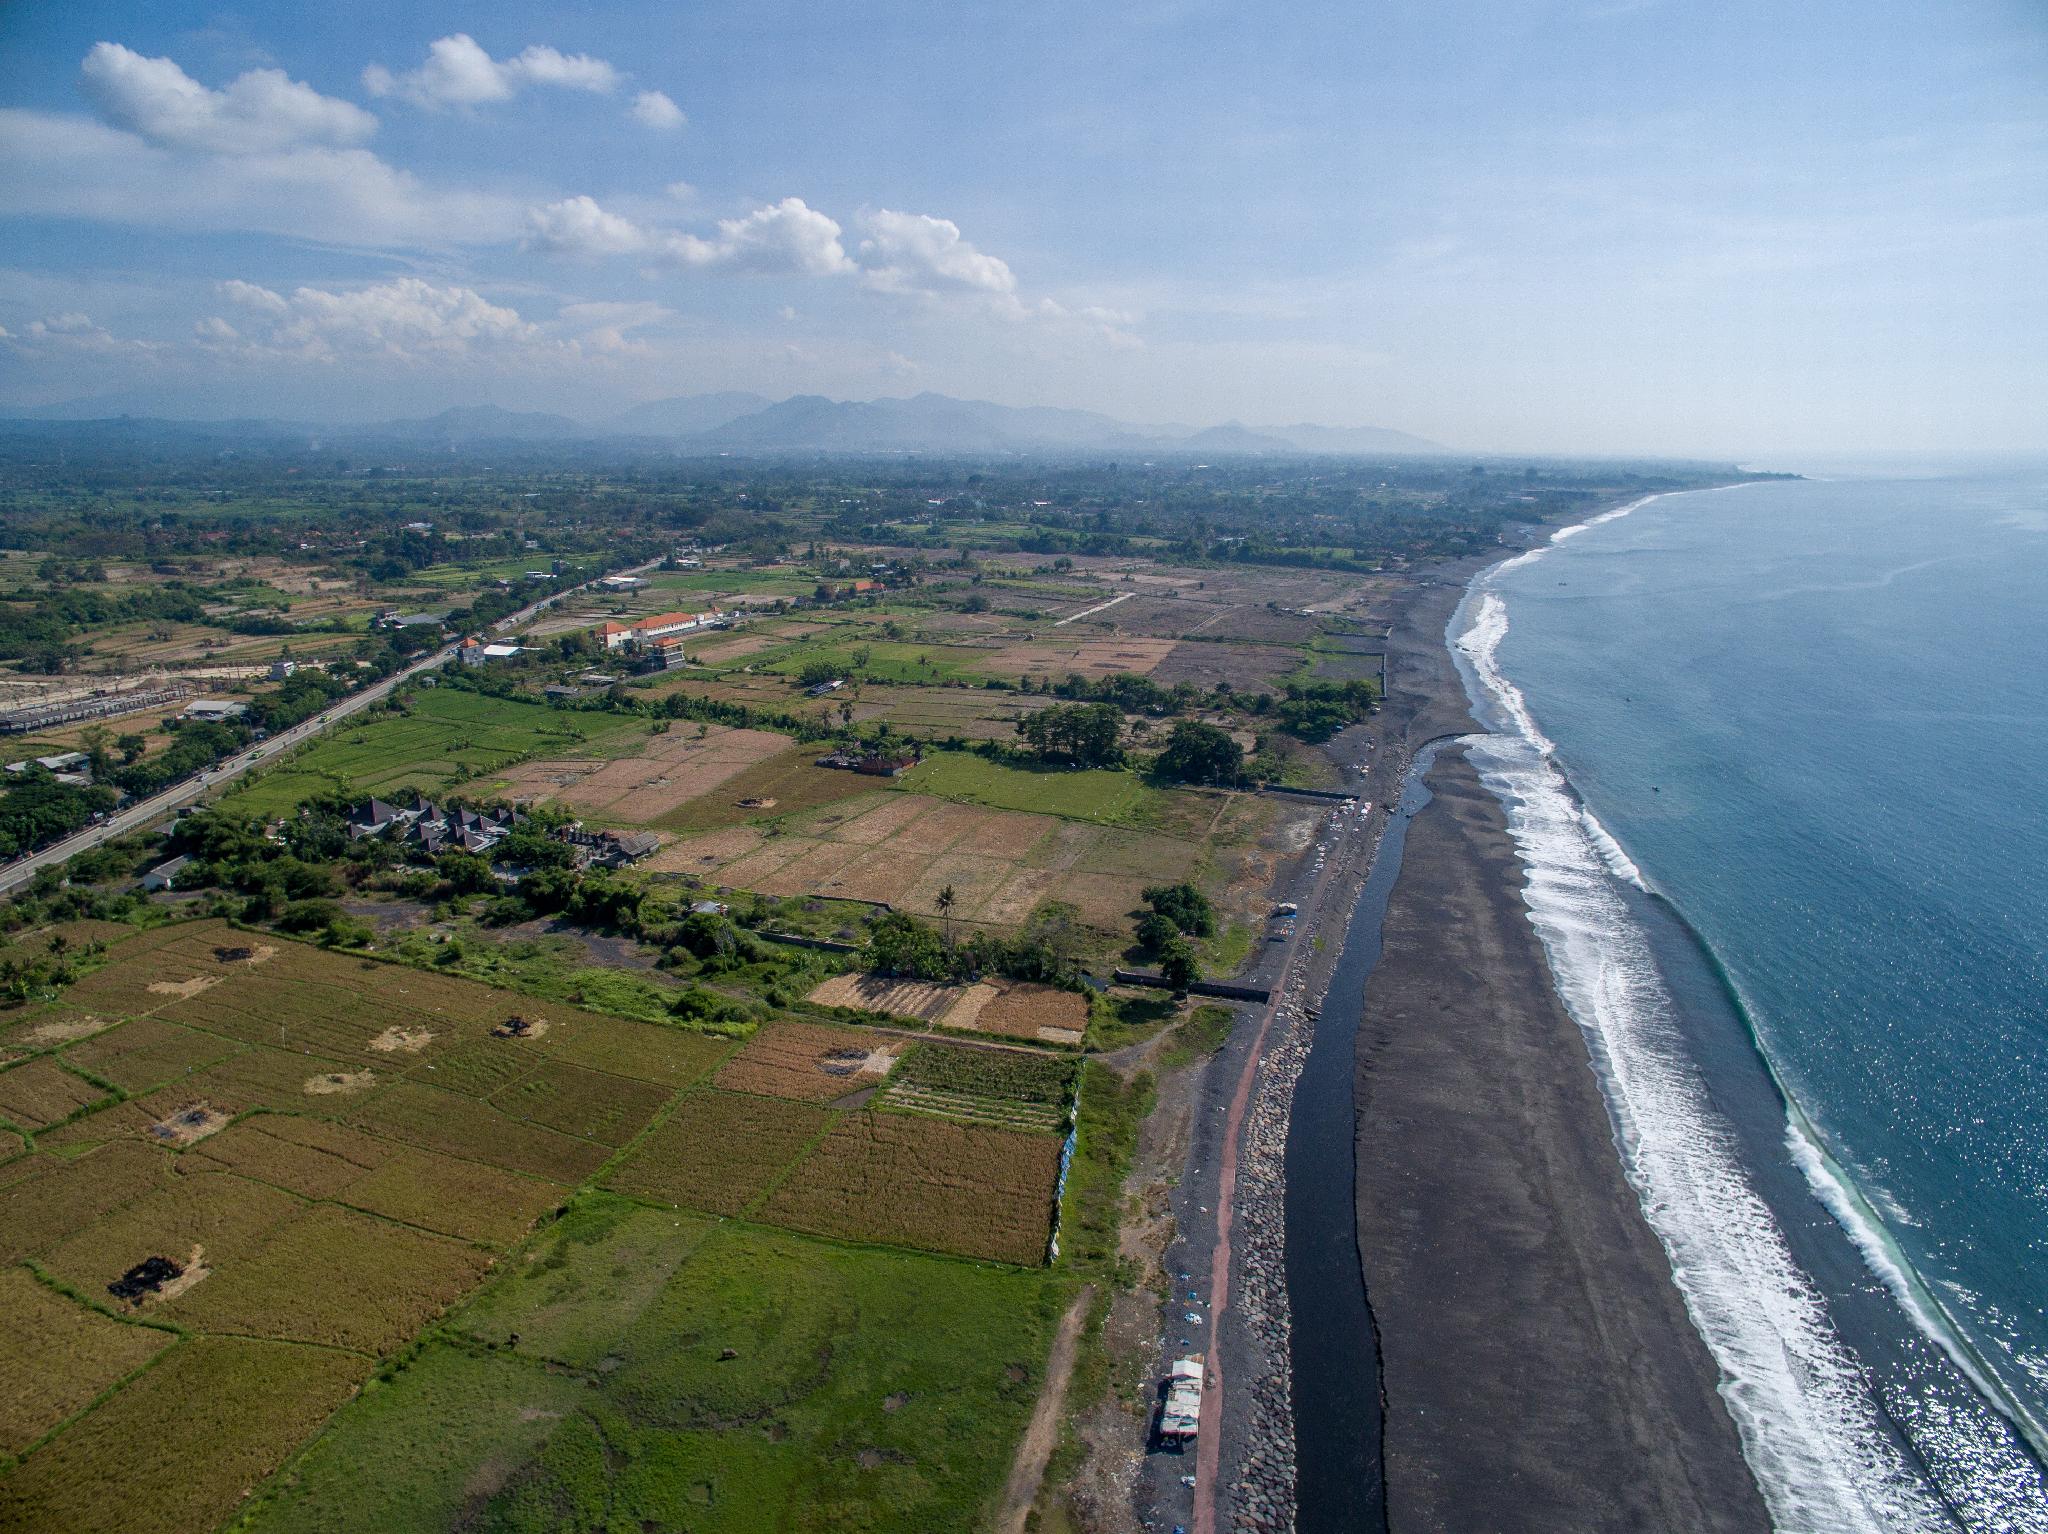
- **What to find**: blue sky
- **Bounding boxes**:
[0,1,2042,455]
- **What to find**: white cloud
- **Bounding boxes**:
[6,311,159,358]
[79,41,376,155]
[213,277,541,363]
[631,90,686,130]
[662,197,854,276]
[364,35,621,109]
[526,195,650,257]
[0,107,521,247]
[524,194,854,277]
[859,210,1018,298]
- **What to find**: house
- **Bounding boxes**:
[543,684,583,701]
[373,609,451,632]
[349,795,522,857]
[598,609,722,653]
[268,658,298,681]
[140,854,192,892]
[576,672,618,687]
[814,748,921,777]
[181,699,248,722]
[689,899,729,917]
[459,640,528,667]
[806,678,845,697]
[559,824,662,867]
[6,751,92,776]
[598,575,646,592]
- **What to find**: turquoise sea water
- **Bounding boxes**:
[1459,463,2048,1531]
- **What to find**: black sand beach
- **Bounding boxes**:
[1351,743,1769,1532]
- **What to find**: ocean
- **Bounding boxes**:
[1455,462,2048,1532]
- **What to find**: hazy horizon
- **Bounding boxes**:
[1,2,2042,458]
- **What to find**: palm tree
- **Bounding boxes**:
[936,884,957,945]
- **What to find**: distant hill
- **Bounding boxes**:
[684,392,1448,456]
[610,392,773,437]
[0,390,1449,457]
[378,405,588,441]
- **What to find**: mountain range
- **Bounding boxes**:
[1,390,1447,457]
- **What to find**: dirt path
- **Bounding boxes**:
[999,1282,1096,1533]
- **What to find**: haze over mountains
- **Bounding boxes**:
[2,390,1447,457]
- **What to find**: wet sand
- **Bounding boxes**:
[1352,744,1770,1532]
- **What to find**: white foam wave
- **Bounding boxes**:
[1455,591,1952,1534]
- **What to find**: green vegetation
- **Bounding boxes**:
[237,1202,1063,1534]
[899,750,1158,824]
[1154,718,1246,785]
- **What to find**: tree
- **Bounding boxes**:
[863,912,952,980]
[1154,720,1244,786]
[935,883,957,944]
[1158,935,1201,992]
[1143,882,1215,938]
[1134,911,1180,953]
[1016,701,1123,767]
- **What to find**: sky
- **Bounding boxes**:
[0,0,2042,457]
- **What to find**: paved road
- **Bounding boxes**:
[0,555,663,898]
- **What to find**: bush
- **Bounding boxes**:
[1142,882,1214,938]
[276,898,345,934]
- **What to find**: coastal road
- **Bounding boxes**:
[1192,794,1370,1534]
[0,554,664,898]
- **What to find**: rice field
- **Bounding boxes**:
[760,1111,1063,1265]
[485,722,788,824]
[0,915,1069,1530]
[712,1019,901,1103]
[655,782,1199,931]
[604,1089,829,1215]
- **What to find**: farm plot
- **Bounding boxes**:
[239,1209,1058,1534]
[981,636,1176,680]
[488,722,787,824]
[40,1170,305,1304]
[339,1080,614,1183]
[880,1043,1076,1133]
[0,1057,109,1129]
[604,1089,829,1216]
[1149,638,1305,692]
[653,745,886,833]
[173,1204,492,1353]
[760,1112,1062,1265]
[0,1337,371,1534]
[805,972,966,1022]
[974,982,1090,1044]
[713,1020,900,1103]
[339,1149,564,1247]
[187,1115,398,1199]
[0,1267,173,1455]
[488,1058,675,1145]
[228,688,645,808]
[59,1017,243,1093]
[654,781,1197,932]
[0,1140,168,1263]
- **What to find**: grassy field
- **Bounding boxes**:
[226,688,649,813]
[234,1201,1065,1534]
[897,751,1162,824]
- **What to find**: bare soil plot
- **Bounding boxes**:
[760,1112,1061,1265]
[714,1020,901,1103]
[493,723,787,823]
[0,1337,371,1534]
[983,636,1176,680]
[604,1089,829,1216]
[975,984,1090,1043]
[1148,639,1304,692]
[642,823,766,873]
[652,746,884,833]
